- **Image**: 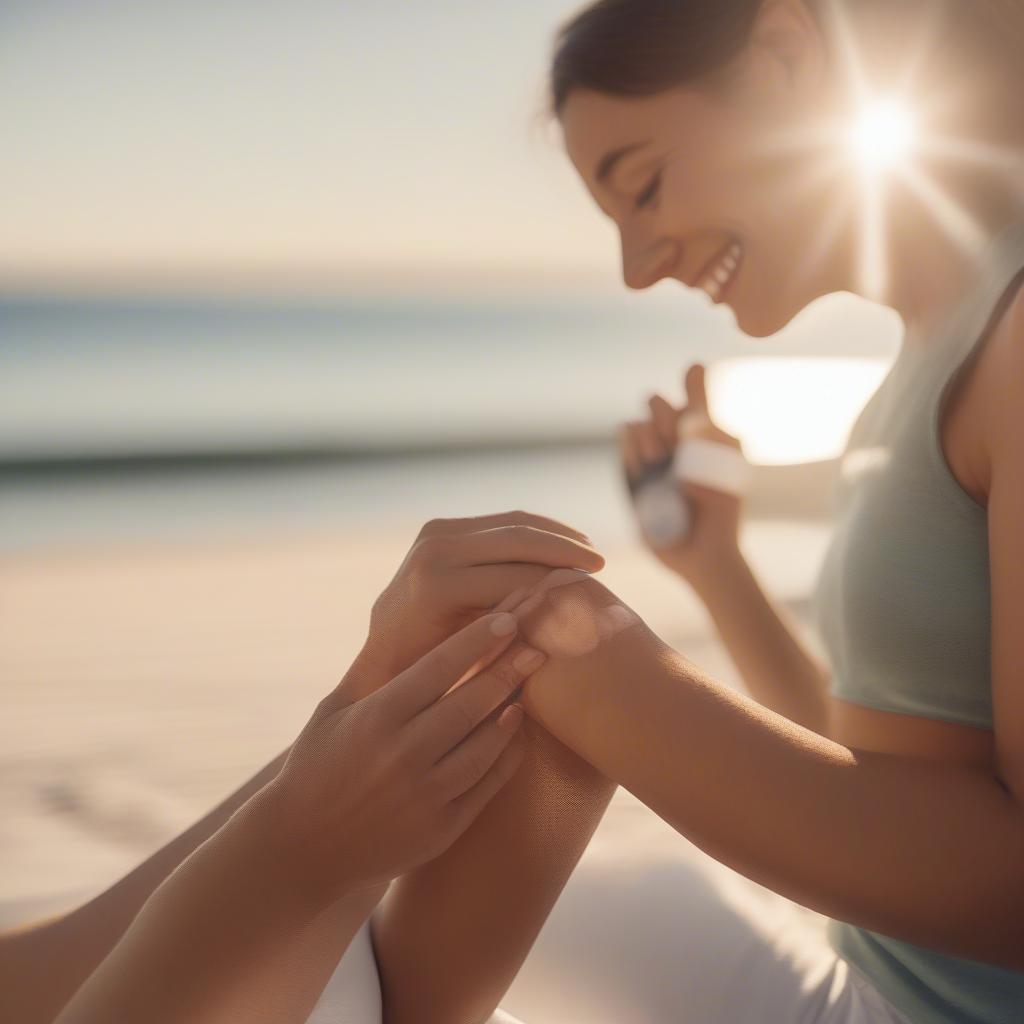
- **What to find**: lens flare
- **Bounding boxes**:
[849,99,917,170]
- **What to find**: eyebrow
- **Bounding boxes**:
[595,142,651,184]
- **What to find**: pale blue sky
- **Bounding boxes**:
[0,0,629,291]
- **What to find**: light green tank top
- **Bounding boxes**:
[811,219,1024,1022]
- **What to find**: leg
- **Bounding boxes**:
[304,918,529,1024]
[492,791,912,1024]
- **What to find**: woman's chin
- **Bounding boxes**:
[734,299,802,339]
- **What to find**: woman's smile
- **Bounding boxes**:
[692,238,744,303]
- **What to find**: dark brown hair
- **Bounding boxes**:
[549,1,1024,126]
[550,0,763,115]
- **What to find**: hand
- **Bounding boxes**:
[494,568,668,738]
[259,612,547,908]
[622,364,744,587]
[344,512,605,701]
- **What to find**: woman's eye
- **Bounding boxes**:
[635,169,663,210]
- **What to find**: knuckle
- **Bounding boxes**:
[418,517,448,537]
[409,534,448,567]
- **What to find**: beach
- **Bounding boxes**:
[0,293,853,1015]
[0,446,833,912]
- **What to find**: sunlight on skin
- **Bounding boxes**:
[895,161,988,254]
[490,568,661,739]
[496,568,643,660]
[860,157,888,302]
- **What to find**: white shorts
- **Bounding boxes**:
[305,803,914,1024]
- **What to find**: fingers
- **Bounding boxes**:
[621,420,672,495]
[637,420,666,464]
[428,697,526,801]
[417,511,593,547]
[412,640,545,762]
[683,363,709,414]
[444,563,579,615]
[448,525,604,574]
[647,393,680,450]
[444,733,527,820]
[620,423,643,484]
[378,612,520,722]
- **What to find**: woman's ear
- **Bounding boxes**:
[748,0,829,99]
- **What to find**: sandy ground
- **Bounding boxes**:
[0,519,832,932]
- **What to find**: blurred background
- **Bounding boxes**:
[2,0,902,920]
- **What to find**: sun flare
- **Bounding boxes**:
[849,99,917,171]
[772,0,1024,304]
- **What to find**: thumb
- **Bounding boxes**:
[683,363,709,415]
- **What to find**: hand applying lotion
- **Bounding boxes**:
[622,365,749,588]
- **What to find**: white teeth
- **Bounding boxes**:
[697,241,742,301]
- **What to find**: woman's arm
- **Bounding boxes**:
[512,573,1024,972]
[334,512,614,1024]
[51,610,544,1024]
[52,794,380,1024]
[689,549,833,736]
[625,368,831,736]
[0,748,290,1024]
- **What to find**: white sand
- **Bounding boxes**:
[0,519,832,923]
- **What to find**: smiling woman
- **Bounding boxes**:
[550,0,1024,335]
[535,1,1024,1023]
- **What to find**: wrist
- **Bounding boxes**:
[222,787,384,920]
[684,546,749,604]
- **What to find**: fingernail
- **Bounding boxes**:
[512,647,546,673]
[500,704,524,730]
[490,612,518,636]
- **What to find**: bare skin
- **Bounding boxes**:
[559,0,1023,780]
[0,512,610,1024]
[500,566,1024,971]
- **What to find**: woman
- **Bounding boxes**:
[494,0,1024,1021]
[7,2,1024,1022]
[315,4,1024,1018]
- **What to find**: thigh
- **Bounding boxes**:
[305,918,381,1024]
[497,832,906,1024]
[303,919,527,1024]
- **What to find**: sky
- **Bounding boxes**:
[0,0,627,292]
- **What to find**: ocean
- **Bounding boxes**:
[0,290,901,552]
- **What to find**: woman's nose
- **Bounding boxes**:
[622,236,680,290]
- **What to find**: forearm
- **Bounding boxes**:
[53,793,378,1024]
[690,549,832,736]
[371,716,616,1024]
[0,748,290,1024]
[522,637,1024,971]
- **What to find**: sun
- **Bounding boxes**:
[849,99,917,171]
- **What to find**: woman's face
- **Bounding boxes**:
[559,68,847,338]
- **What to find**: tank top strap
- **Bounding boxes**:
[910,217,1024,514]
[935,218,1024,366]
[889,218,1024,419]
